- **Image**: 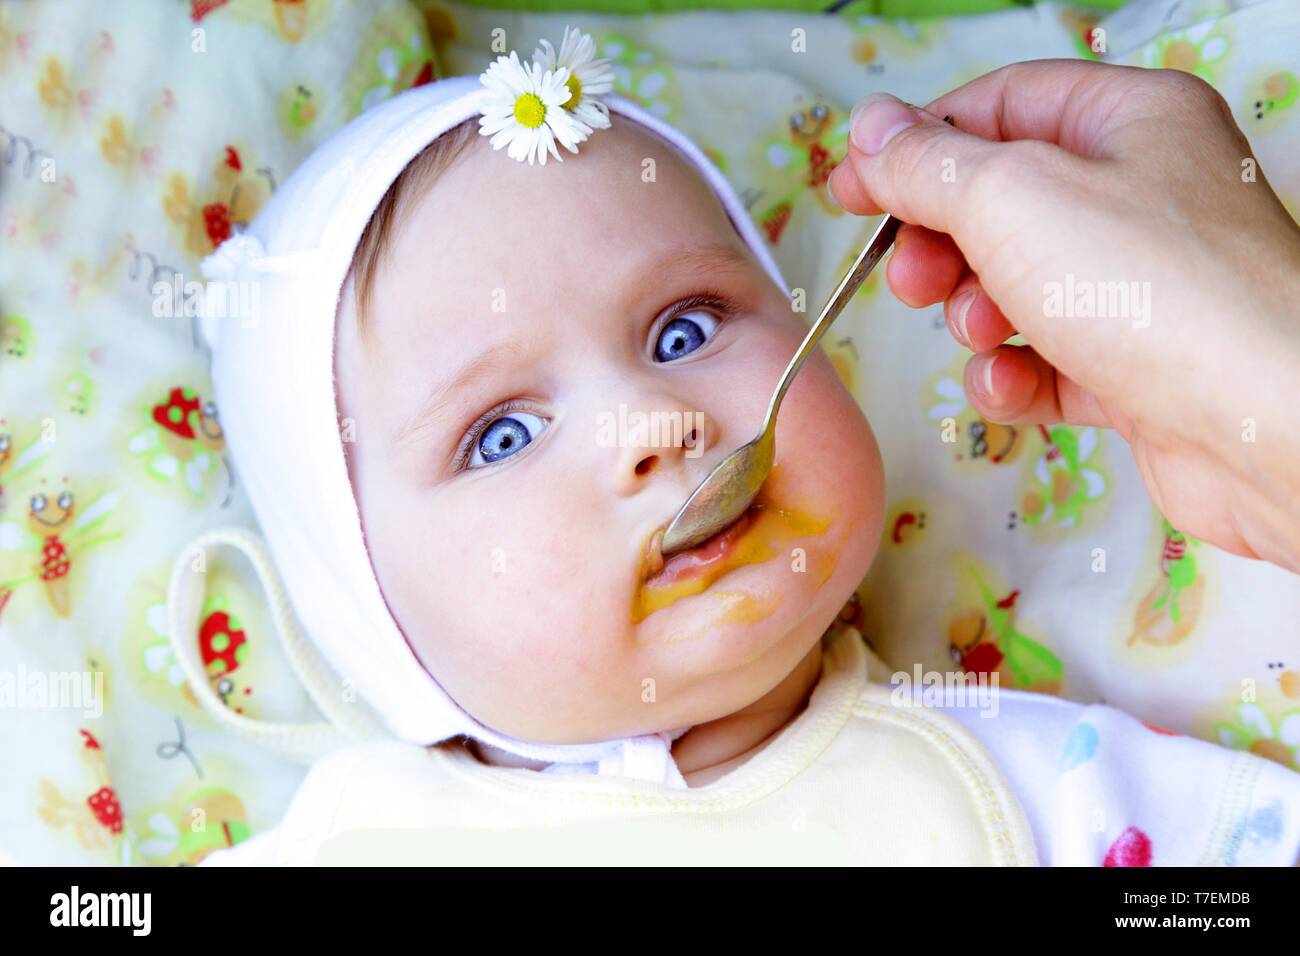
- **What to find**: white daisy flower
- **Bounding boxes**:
[478,50,588,165]
[532,25,615,133]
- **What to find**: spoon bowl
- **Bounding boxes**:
[660,428,773,557]
[659,213,901,559]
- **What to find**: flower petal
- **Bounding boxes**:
[1277,711,1300,747]
[1217,724,1245,749]
[478,30,612,164]
[1240,702,1273,739]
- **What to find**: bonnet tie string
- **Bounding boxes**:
[166,525,390,764]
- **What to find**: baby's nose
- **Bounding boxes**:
[602,402,718,489]
[632,421,702,476]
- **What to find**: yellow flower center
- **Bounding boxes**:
[562,74,582,111]
[513,92,546,129]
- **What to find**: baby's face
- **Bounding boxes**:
[335,117,885,744]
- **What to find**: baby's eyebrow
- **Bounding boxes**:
[669,242,755,281]
[393,341,528,450]
[391,243,755,451]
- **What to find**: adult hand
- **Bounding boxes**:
[828,58,1300,576]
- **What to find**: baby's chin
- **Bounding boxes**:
[408,497,879,746]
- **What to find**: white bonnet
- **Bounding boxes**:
[196,71,789,787]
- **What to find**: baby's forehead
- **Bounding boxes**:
[335,124,764,431]
[372,123,736,320]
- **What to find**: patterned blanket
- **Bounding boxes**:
[1,0,1296,864]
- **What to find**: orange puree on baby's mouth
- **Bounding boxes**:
[631,501,833,624]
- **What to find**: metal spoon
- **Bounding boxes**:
[660,213,901,558]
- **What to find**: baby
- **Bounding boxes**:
[332,109,883,785]
[186,30,1300,865]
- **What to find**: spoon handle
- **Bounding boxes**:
[762,213,901,429]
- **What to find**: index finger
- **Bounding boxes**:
[826,58,1141,219]
[920,58,1145,157]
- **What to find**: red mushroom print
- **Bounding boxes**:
[199,608,251,713]
[152,386,201,441]
[131,388,228,497]
[152,386,204,463]
[200,608,247,676]
[202,202,231,247]
[37,730,127,848]
[86,787,123,834]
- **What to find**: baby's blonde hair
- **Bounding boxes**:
[344,117,480,348]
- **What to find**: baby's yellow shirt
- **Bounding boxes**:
[244,625,1038,865]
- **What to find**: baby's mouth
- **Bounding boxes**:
[630,467,836,624]
[641,504,762,588]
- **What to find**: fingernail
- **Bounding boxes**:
[979,353,999,399]
[950,290,975,348]
[849,92,919,155]
[826,167,842,209]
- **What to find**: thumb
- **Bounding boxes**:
[831,92,1005,241]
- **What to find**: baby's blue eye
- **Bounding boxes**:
[654,310,721,362]
[470,411,546,468]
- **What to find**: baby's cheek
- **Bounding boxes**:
[773,357,885,542]
[461,550,598,669]
[447,567,626,737]
[397,561,560,729]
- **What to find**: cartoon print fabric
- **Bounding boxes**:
[2,0,1298,864]
[0,0,437,865]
